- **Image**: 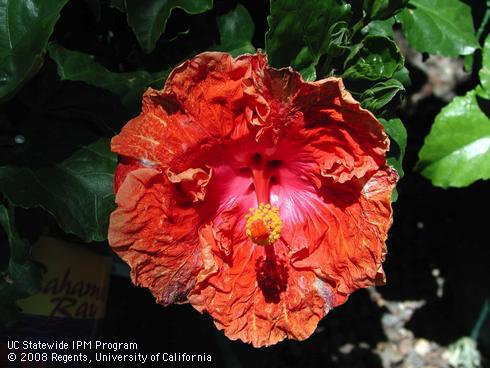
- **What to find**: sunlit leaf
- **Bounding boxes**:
[396,0,478,57]
[417,90,490,188]
[480,33,490,95]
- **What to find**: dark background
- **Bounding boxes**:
[2,1,489,367]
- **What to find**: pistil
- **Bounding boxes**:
[251,168,271,204]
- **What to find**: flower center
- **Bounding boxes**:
[245,203,282,245]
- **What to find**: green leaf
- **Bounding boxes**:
[0,203,42,327]
[363,0,408,21]
[362,18,395,38]
[124,0,213,53]
[417,90,490,188]
[380,118,407,178]
[393,66,411,88]
[265,0,351,77]
[0,204,41,296]
[212,4,255,57]
[361,79,405,116]
[48,43,168,112]
[0,139,117,242]
[480,34,490,94]
[0,0,69,101]
[380,118,407,202]
[464,53,474,73]
[396,0,478,57]
[316,21,351,78]
[343,35,403,81]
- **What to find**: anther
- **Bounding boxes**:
[245,203,282,246]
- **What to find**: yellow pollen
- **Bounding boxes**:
[245,203,282,246]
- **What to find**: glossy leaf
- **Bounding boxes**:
[343,35,403,81]
[396,0,478,57]
[0,204,42,327]
[213,4,255,57]
[124,0,213,53]
[0,139,117,242]
[361,79,405,116]
[363,0,408,20]
[417,90,490,188]
[48,43,168,112]
[0,0,69,101]
[266,0,351,79]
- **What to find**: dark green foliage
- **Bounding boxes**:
[0,0,70,101]
[212,4,255,56]
[0,204,42,326]
[342,35,403,82]
[48,43,168,113]
[112,0,213,53]
[0,140,117,242]
[266,0,351,80]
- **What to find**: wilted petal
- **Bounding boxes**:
[109,167,203,305]
[108,51,398,348]
[292,167,397,306]
[297,77,388,183]
[189,239,331,347]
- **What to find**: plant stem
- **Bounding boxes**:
[470,297,490,341]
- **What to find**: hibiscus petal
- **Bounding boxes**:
[109,51,398,349]
[297,77,389,183]
[112,53,267,171]
[291,166,398,306]
[109,167,203,305]
[189,239,330,347]
[166,167,212,202]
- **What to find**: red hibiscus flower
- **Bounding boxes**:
[108,52,397,347]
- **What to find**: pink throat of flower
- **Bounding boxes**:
[207,142,309,246]
[247,152,282,203]
[242,153,284,245]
